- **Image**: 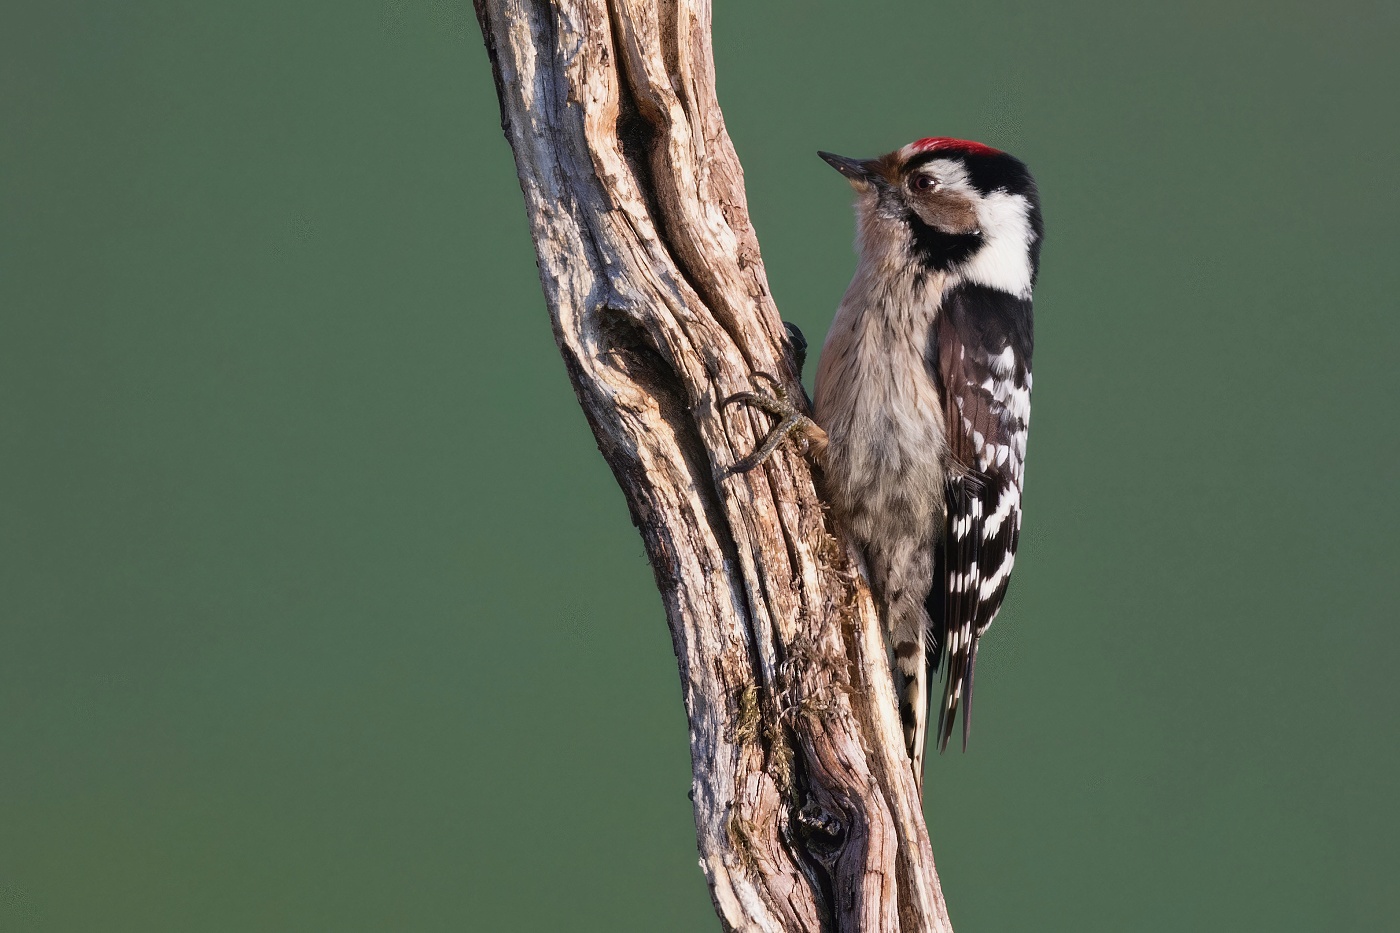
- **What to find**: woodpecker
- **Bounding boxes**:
[727,137,1042,785]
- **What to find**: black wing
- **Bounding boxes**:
[930,283,1033,750]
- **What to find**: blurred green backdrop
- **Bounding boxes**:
[3,1,1398,930]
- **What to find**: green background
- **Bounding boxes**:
[3,1,1397,929]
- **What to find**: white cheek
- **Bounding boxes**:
[959,192,1034,298]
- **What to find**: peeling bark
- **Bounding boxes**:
[472,2,954,929]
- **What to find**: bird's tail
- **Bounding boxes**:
[893,630,928,789]
[936,633,979,752]
[877,544,938,788]
[936,472,986,752]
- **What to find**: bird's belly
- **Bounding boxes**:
[818,355,948,549]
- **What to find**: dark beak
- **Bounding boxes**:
[818,151,879,184]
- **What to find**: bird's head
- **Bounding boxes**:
[819,137,1042,297]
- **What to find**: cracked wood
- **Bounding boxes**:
[473,1,955,929]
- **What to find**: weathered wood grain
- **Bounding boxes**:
[472,2,954,928]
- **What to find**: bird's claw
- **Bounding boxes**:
[723,374,821,474]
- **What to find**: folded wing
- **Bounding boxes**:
[931,283,1033,750]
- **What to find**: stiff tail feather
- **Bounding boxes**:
[938,472,985,752]
[894,632,928,790]
[936,633,980,752]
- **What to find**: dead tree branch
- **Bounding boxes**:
[473,2,953,928]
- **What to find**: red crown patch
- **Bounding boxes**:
[908,137,1002,157]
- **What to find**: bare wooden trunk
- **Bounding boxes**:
[472,2,954,929]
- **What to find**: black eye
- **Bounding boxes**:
[911,175,939,191]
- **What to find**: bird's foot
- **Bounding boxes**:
[723,373,828,473]
[784,321,809,377]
